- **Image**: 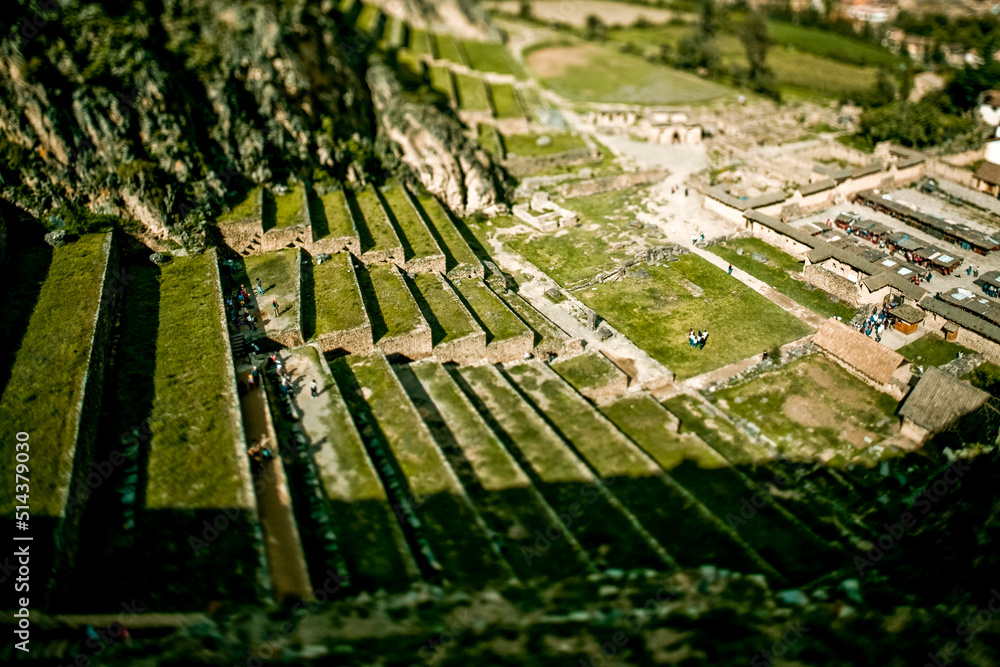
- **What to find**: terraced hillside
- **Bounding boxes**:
[1,234,987,626]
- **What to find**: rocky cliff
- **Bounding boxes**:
[0,0,374,245]
[368,62,509,216]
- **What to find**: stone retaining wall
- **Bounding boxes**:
[487,330,534,364]
[313,324,375,355]
[433,330,488,365]
[378,326,434,361]
[404,254,448,275]
[557,169,669,199]
[502,147,598,178]
[803,264,859,306]
[47,233,120,605]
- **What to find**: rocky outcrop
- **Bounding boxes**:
[0,0,372,243]
[367,63,508,216]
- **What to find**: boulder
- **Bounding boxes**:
[536,135,553,147]
[44,230,68,247]
[314,253,332,264]
[751,252,769,264]
[597,326,613,341]
[149,252,170,265]
[628,269,650,280]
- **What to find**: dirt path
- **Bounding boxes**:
[237,370,313,603]
[484,235,675,391]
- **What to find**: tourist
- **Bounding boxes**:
[699,330,708,350]
[310,380,318,398]
[975,266,980,278]
[246,312,256,331]
[238,293,245,307]
[691,234,698,246]
[728,264,733,275]
[700,232,705,243]
[247,373,255,391]
[688,329,696,347]
[968,266,973,276]
[762,350,768,361]
[256,277,263,293]
[272,299,280,317]
[685,188,689,197]
[252,367,260,386]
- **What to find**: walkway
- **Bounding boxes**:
[691,246,828,329]
[484,236,675,392]
[237,364,313,603]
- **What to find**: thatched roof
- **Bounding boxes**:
[813,318,907,384]
[899,367,990,432]
[799,177,836,196]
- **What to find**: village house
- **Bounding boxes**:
[898,367,992,444]
[812,318,912,398]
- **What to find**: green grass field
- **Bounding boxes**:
[312,189,357,240]
[713,354,900,462]
[272,183,305,228]
[217,185,262,224]
[429,66,455,101]
[605,23,881,101]
[708,238,856,320]
[411,192,481,272]
[363,264,425,340]
[312,252,368,336]
[898,336,975,368]
[462,40,523,77]
[409,29,434,58]
[502,132,587,156]
[0,234,111,516]
[434,33,465,64]
[489,83,524,118]
[552,351,624,393]
[527,42,734,105]
[477,123,502,157]
[455,73,491,111]
[352,186,400,254]
[146,251,248,510]
[451,278,528,342]
[379,181,441,259]
[411,273,480,345]
[507,187,648,285]
[578,255,814,379]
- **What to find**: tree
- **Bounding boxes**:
[700,0,718,39]
[584,14,606,41]
[740,12,773,86]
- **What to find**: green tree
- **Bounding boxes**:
[584,14,606,41]
[740,11,772,85]
[700,0,718,39]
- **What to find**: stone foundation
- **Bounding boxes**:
[502,147,598,178]
[803,264,860,307]
[558,169,669,199]
[312,234,361,256]
[378,326,434,361]
[313,324,375,355]
[404,254,448,275]
[486,331,535,364]
[361,245,405,267]
[433,330,488,365]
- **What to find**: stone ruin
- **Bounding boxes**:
[512,191,578,232]
[575,244,690,288]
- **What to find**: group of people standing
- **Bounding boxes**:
[688,329,709,350]
[856,306,895,343]
[226,278,281,335]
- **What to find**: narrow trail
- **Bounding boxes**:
[237,373,313,603]
[484,234,675,391]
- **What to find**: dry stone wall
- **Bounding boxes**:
[803,264,860,307]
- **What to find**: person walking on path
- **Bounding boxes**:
[256,277,263,294]
[272,299,280,317]
[968,266,973,276]
[728,264,733,275]
[310,380,318,398]
[247,372,255,391]
[246,312,256,331]
[252,367,260,387]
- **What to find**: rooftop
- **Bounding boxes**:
[899,367,990,433]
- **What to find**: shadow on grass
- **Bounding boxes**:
[353,264,389,343]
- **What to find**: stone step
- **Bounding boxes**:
[504,361,786,582]
[455,362,671,572]
[333,352,514,587]
[403,361,595,580]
